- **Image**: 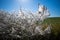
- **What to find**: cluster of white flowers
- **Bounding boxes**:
[0,4,51,38]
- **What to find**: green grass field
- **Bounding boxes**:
[42,17,60,35]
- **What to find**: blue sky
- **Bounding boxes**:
[0,0,60,17]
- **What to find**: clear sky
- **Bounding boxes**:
[0,0,60,17]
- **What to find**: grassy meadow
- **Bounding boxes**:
[42,17,60,36]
